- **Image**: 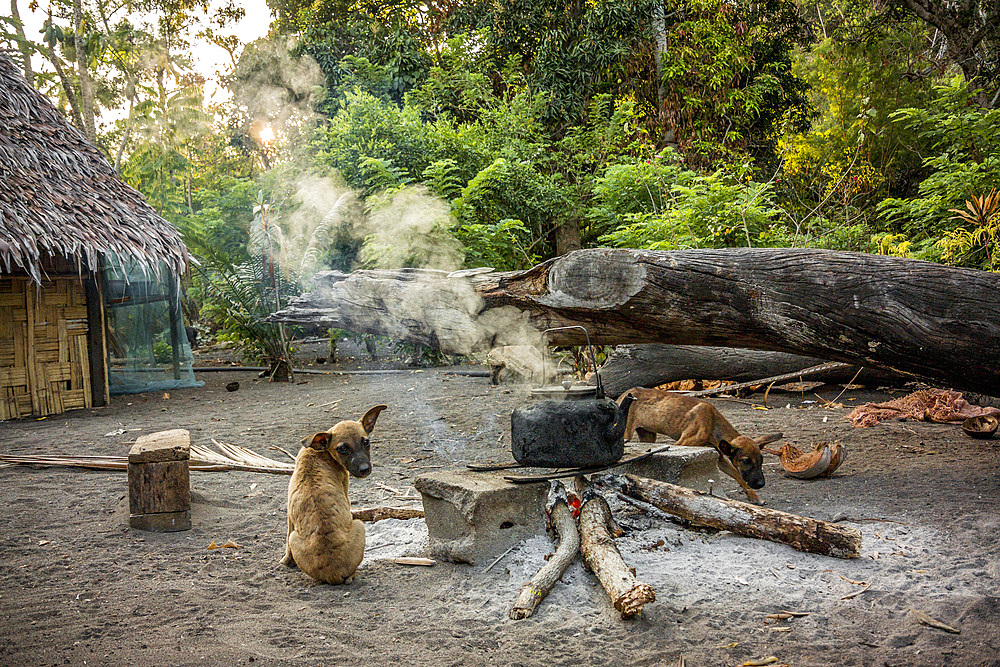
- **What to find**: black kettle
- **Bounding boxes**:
[510,327,635,468]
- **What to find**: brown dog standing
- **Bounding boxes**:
[619,388,780,504]
[281,405,387,584]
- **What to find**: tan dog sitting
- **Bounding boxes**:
[619,388,781,504]
[281,405,387,584]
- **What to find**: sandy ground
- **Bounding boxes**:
[2,341,1000,666]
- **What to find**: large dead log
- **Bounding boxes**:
[509,482,580,620]
[596,344,902,399]
[270,248,1000,395]
[578,488,655,617]
[602,473,861,559]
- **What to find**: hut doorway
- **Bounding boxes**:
[0,277,103,419]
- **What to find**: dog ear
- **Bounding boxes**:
[302,432,332,450]
[717,440,737,458]
[360,405,388,434]
[754,433,783,446]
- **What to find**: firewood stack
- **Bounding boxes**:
[509,473,861,620]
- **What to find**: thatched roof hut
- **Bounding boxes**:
[0,51,188,282]
[0,52,197,420]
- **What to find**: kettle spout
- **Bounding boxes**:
[606,393,637,443]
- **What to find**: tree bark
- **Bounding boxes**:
[555,218,582,257]
[595,344,902,399]
[604,473,862,559]
[578,488,655,617]
[510,482,580,620]
[9,0,34,85]
[270,248,1000,396]
[74,0,97,142]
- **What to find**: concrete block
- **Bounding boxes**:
[414,470,548,565]
[620,445,718,490]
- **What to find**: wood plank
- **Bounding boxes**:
[24,282,40,415]
[84,276,106,407]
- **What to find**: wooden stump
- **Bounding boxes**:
[128,429,192,532]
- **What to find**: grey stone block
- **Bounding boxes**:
[619,445,718,490]
[414,470,548,565]
[414,446,719,564]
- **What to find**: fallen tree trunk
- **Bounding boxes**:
[270,248,1000,395]
[603,473,861,559]
[578,488,656,617]
[510,482,580,620]
[594,345,903,399]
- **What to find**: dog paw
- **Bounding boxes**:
[344,576,355,585]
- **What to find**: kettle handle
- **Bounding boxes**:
[542,326,605,399]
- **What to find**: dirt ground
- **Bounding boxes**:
[2,340,1000,666]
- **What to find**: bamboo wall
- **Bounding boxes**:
[0,277,94,419]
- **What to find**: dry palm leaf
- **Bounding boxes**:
[0,441,296,475]
[764,443,832,479]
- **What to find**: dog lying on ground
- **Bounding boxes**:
[619,387,781,504]
[281,405,387,584]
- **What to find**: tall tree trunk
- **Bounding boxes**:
[74,0,97,142]
[10,0,34,85]
[41,37,85,131]
[554,218,582,256]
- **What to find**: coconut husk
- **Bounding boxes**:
[847,389,1000,428]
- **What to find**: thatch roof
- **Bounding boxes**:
[0,52,188,283]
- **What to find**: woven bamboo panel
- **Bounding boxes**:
[0,278,93,419]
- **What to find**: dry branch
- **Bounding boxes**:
[578,488,655,617]
[351,506,424,522]
[603,474,861,559]
[510,482,581,620]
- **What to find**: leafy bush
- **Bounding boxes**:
[597,154,782,250]
[876,82,1000,266]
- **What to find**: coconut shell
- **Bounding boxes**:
[962,415,998,439]
[773,443,832,480]
[824,442,847,476]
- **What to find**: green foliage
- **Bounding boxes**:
[599,159,783,250]
[312,89,433,190]
[454,158,569,258]
[655,0,812,164]
[876,82,1000,262]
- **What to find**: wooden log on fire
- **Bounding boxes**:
[601,473,861,559]
[510,482,580,620]
[594,344,902,399]
[268,248,1000,395]
[578,488,655,617]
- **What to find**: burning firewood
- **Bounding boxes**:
[601,473,862,559]
[578,487,656,617]
[509,481,580,620]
